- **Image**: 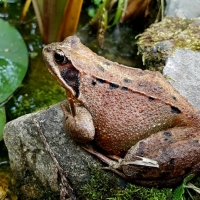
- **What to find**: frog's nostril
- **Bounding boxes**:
[47,46,53,52]
[43,46,53,52]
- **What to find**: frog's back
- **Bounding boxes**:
[64,36,199,155]
[65,36,197,114]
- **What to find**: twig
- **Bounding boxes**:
[34,118,76,200]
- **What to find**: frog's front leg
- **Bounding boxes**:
[60,103,95,143]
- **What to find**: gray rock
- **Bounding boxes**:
[3,102,103,199]
[163,49,200,110]
[137,17,199,71]
[165,0,200,18]
[137,17,200,109]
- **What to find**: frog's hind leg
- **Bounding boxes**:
[82,145,158,167]
[81,145,158,181]
[122,125,200,187]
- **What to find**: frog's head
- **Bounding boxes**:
[42,36,82,98]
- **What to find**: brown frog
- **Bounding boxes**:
[43,36,200,187]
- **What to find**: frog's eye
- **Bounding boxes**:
[54,50,68,64]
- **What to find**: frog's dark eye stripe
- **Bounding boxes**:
[54,49,68,65]
[60,65,80,98]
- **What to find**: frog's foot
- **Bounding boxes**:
[81,145,159,169]
[82,145,158,181]
[107,154,159,168]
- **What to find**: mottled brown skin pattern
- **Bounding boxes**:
[43,36,200,187]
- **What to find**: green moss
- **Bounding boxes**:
[137,17,200,70]
[108,184,172,200]
[81,167,120,200]
[81,167,173,200]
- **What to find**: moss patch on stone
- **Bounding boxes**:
[137,17,200,71]
[81,167,173,200]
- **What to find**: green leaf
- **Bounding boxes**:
[109,0,124,27]
[173,174,195,200]
[173,184,184,200]
[183,174,195,185]
[0,106,6,141]
[0,19,28,104]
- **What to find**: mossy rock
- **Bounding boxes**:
[80,167,173,200]
[137,17,200,71]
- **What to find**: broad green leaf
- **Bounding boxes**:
[0,18,28,104]
[0,106,6,141]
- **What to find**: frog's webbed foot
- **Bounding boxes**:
[120,156,159,168]
[106,154,159,168]
[81,145,159,171]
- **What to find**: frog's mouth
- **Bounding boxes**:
[43,45,80,98]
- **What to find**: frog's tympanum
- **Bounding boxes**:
[43,36,200,187]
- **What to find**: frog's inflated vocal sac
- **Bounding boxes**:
[43,36,200,187]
